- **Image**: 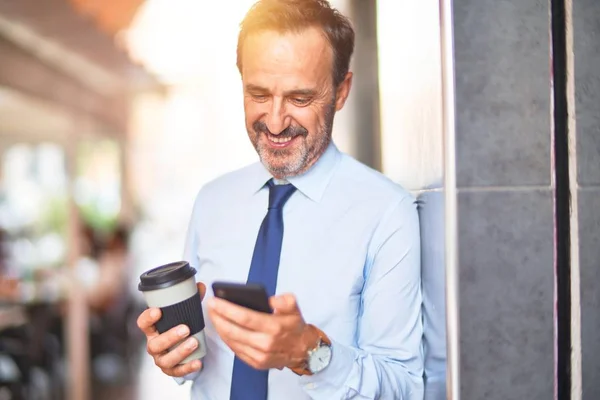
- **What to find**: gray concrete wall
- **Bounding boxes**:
[573,0,600,398]
[453,0,555,398]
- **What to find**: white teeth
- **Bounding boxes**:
[269,136,292,144]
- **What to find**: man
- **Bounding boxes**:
[137,0,423,399]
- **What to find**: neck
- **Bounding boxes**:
[272,177,289,185]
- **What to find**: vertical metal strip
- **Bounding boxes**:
[550,0,572,398]
[564,0,582,398]
[439,0,460,399]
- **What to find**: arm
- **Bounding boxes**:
[300,196,424,399]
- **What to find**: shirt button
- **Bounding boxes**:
[304,383,317,390]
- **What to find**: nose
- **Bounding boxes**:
[265,97,290,135]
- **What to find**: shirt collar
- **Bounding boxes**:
[251,141,341,202]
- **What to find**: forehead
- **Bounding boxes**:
[241,27,333,90]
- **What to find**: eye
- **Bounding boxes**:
[250,93,269,102]
[290,97,311,106]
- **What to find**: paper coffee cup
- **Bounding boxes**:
[138,261,207,363]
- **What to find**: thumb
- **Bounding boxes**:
[197,282,207,301]
[270,293,299,314]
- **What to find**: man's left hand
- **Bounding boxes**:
[206,293,319,370]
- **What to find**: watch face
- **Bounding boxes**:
[308,344,332,373]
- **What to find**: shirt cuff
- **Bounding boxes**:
[298,338,357,394]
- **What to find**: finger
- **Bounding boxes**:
[208,297,270,331]
[209,309,271,352]
[155,336,200,370]
[219,331,275,370]
[269,294,299,314]
[197,282,206,301]
[147,324,190,356]
[163,359,203,378]
[137,308,162,337]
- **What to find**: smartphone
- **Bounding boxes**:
[212,281,272,313]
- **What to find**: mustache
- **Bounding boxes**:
[252,121,308,138]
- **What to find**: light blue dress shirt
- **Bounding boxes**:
[181,141,424,399]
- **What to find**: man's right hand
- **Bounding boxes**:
[137,282,206,377]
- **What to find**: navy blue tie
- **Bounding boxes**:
[229,180,297,400]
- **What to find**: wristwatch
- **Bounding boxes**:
[291,325,332,376]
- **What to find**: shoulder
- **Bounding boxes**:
[334,153,415,208]
[192,162,262,208]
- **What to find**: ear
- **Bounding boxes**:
[334,72,353,111]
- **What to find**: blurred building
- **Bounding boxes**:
[0,1,158,399]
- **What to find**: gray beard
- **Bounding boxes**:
[259,134,330,178]
[254,101,336,178]
[255,111,335,178]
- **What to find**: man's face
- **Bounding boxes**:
[241,27,352,178]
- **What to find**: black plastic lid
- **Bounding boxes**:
[138,261,197,292]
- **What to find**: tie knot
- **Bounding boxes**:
[268,180,296,209]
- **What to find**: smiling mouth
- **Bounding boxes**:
[263,133,301,149]
[268,135,293,144]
